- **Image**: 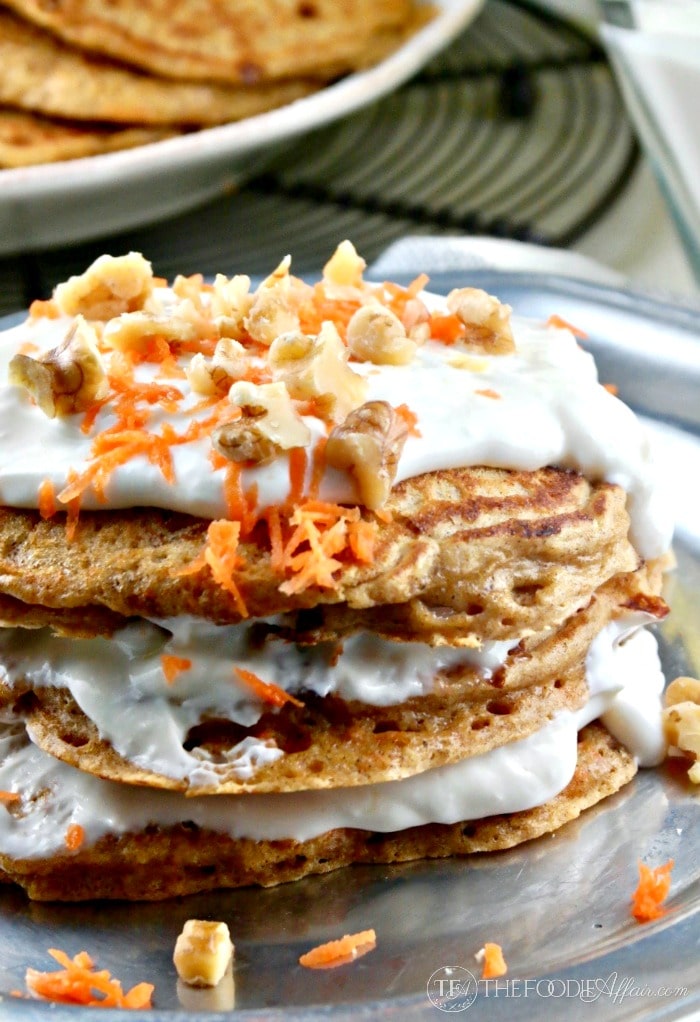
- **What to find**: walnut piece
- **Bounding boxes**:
[103,310,198,352]
[173,920,234,988]
[53,253,154,320]
[9,316,108,417]
[214,380,311,464]
[186,339,249,396]
[323,240,366,289]
[346,303,417,366]
[663,675,700,783]
[446,287,515,354]
[244,256,300,346]
[325,400,408,509]
[269,322,368,422]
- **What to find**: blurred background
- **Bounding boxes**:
[0,0,695,315]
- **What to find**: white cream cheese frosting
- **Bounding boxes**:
[0,302,673,559]
[0,624,665,858]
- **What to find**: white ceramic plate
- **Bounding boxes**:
[0,0,483,257]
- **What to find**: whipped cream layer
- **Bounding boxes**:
[0,618,516,785]
[0,302,673,559]
[0,622,666,861]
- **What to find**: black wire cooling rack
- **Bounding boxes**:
[1,0,639,312]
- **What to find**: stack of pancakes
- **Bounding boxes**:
[0,245,670,900]
[0,0,425,166]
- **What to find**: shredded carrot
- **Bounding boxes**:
[277,501,365,595]
[0,790,20,806]
[546,314,588,339]
[474,388,501,400]
[603,382,619,396]
[177,520,249,617]
[299,929,377,970]
[161,655,192,685]
[38,479,57,520]
[287,447,308,507]
[429,312,466,345]
[17,341,40,355]
[395,402,421,437]
[479,942,508,979]
[25,949,154,1009]
[264,506,284,573]
[233,667,304,708]
[308,437,327,500]
[64,824,85,851]
[631,859,674,922]
[348,519,376,564]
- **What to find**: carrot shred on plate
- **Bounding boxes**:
[478,942,508,979]
[428,312,466,345]
[631,859,674,922]
[161,654,192,685]
[395,403,421,437]
[25,948,154,1009]
[37,479,57,520]
[299,929,377,970]
[233,667,304,708]
[474,388,501,400]
[0,790,20,806]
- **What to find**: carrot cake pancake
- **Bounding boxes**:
[0,243,673,899]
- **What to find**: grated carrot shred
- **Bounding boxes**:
[233,667,304,708]
[265,506,284,573]
[299,929,376,970]
[631,859,674,922]
[178,520,249,618]
[0,790,20,806]
[38,479,57,520]
[603,382,619,396]
[475,388,501,400]
[546,314,588,339]
[429,312,466,345]
[64,824,85,851]
[278,501,359,595]
[348,519,376,563]
[161,655,192,685]
[308,437,327,499]
[479,942,508,979]
[287,447,308,507]
[25,949,154,1009]
[395,402,421,437]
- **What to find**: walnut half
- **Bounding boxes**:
[9,316,108,418]
[446,287,515,354]
[325,400,408,509]
[663,676,700,783]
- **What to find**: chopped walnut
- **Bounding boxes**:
[173,920,234,988]
[53,253,154,321]
[214,380,311,464]
[103,311,198,352]
[323,240,366,289]
[210,274,254,339]
[446,287,515,354]
[325,400,408,509]
[269,322,368,422]
[346,303,417,366]
[244,257,300,346]
[186,339,249,396]
[663,676,700,783]
[9,316,108,417]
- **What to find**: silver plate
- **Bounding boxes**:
[0,273,698,1021]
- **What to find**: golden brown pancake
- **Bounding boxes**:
[0,467,639,641]
[0,723,636,901]
[0,106,173,168]
[0,0,420,84]
[0,9,316,125]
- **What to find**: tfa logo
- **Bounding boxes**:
[427,967,479,1012]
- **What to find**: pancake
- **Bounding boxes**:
[0,467,639,641]
[0,106,173,167]
[0,9,316,125]
[15,664,588,794]
[0,723,636,901]
[0,0,421,84]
